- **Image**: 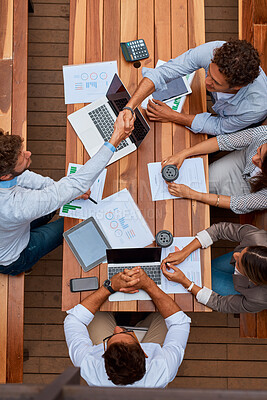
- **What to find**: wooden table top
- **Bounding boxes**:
[62,0,211,312]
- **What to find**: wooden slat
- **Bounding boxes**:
[188,0,211,312]
[81,0,104,302]
[0,0,13,385]
[99,0,120,311]
[171,0,193,312]
[62,0,87,311]
[137,0,156,312]
[118,0,138,311]
[239,313,257,337]
[238,0,253,42]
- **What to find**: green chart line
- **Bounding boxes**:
[62,203,82,214]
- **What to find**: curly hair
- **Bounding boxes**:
[103,342,146,385]
[0,130,23,177]
[241,246,267,285]
[250,151,267,193]
[212,40,260,87]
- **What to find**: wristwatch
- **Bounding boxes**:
[103,279,116,294]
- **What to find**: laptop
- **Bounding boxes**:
[67,74,150,165]
[107,247,162,301]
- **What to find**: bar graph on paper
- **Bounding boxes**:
[59,163,107,219]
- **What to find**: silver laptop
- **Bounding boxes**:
[107,247,162,301]
[67,74,150,165]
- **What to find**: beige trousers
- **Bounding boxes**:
[88,312,168,346]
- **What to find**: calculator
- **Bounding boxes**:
[120,39,149,62]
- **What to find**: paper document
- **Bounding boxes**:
[59,164,107,219]
[161,237,202,294]
[63,61,118,104]
[92,189,154,248]
[148,158,207,201]
[141,59,195,112]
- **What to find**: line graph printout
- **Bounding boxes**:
[59,163,107,220]
[161,237,202,294]
[92,189,154,248]
[148,158,207,201]
[63,61,118,104]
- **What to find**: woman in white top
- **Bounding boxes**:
[162,125,267,214]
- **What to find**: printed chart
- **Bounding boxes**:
[59,163,107,219]
[63,61,118,104]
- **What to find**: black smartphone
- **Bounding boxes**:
[70,277,99,292]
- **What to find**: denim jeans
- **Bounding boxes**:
[211,251,240,296]
[0,212,64,276]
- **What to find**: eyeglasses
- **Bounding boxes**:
[103,327,137,351]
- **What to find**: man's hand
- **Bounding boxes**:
[146,99,176,123]
[109,111,134,148]
[75,188,91,200]
[161,263,187,285]
[167,182,194,199]
[123,109,135,134]
[161,150,187,170]
[110,268,140,294]
[119,267,154,293]
[161,248,188,268]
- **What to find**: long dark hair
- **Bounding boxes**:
[241,246,267,285]
[250,152,267,193]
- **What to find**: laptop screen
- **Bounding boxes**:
[107,247,162,264]
[106,73,128,97]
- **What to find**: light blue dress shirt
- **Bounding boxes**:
[142,41,267,135]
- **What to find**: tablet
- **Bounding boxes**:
[152,76,192,103]
[63,217,111,272]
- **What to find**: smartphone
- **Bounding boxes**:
[70,277,99,292]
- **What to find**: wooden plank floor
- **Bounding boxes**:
[24,0,267,389]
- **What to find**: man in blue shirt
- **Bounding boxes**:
[122,40,267,136]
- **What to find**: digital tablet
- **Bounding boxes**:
[63,217,111,272]
[152,76,192,103]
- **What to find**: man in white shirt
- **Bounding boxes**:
[64,267,191,388]
[0,112,131,275]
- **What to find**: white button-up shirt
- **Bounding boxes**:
[64,304,191,388]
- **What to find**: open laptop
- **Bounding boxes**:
[67,74,150,165]
[107,247,162,301]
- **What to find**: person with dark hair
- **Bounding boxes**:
[161,223,267,313]
[162,124,267,214]
[64,268,191,387]
[0,113,132,275]
[121,40,267,135]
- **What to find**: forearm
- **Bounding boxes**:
[127,77,155,109]
[172,113,196,128]
[191,191,231,209]
[180,238,202,259]
[182,137,219,159]
[145,280,181,318]
[81,286,110,315]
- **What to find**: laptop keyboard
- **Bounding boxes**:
[113,98,148,142]
[108,265,161,285]
[88,105,128,152]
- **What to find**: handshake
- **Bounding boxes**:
[110,267,155,294]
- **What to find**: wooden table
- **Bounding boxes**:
[62,0,211,312]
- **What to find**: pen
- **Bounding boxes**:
[88,196,97,205]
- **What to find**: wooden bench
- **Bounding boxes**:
[0,0,28,383]
[238,0,267,338]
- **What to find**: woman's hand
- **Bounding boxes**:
[161,151,187,170]
[161,263,187,285]
[161,248,188,267]
[146,99,176,123]
[167,182,195,199]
